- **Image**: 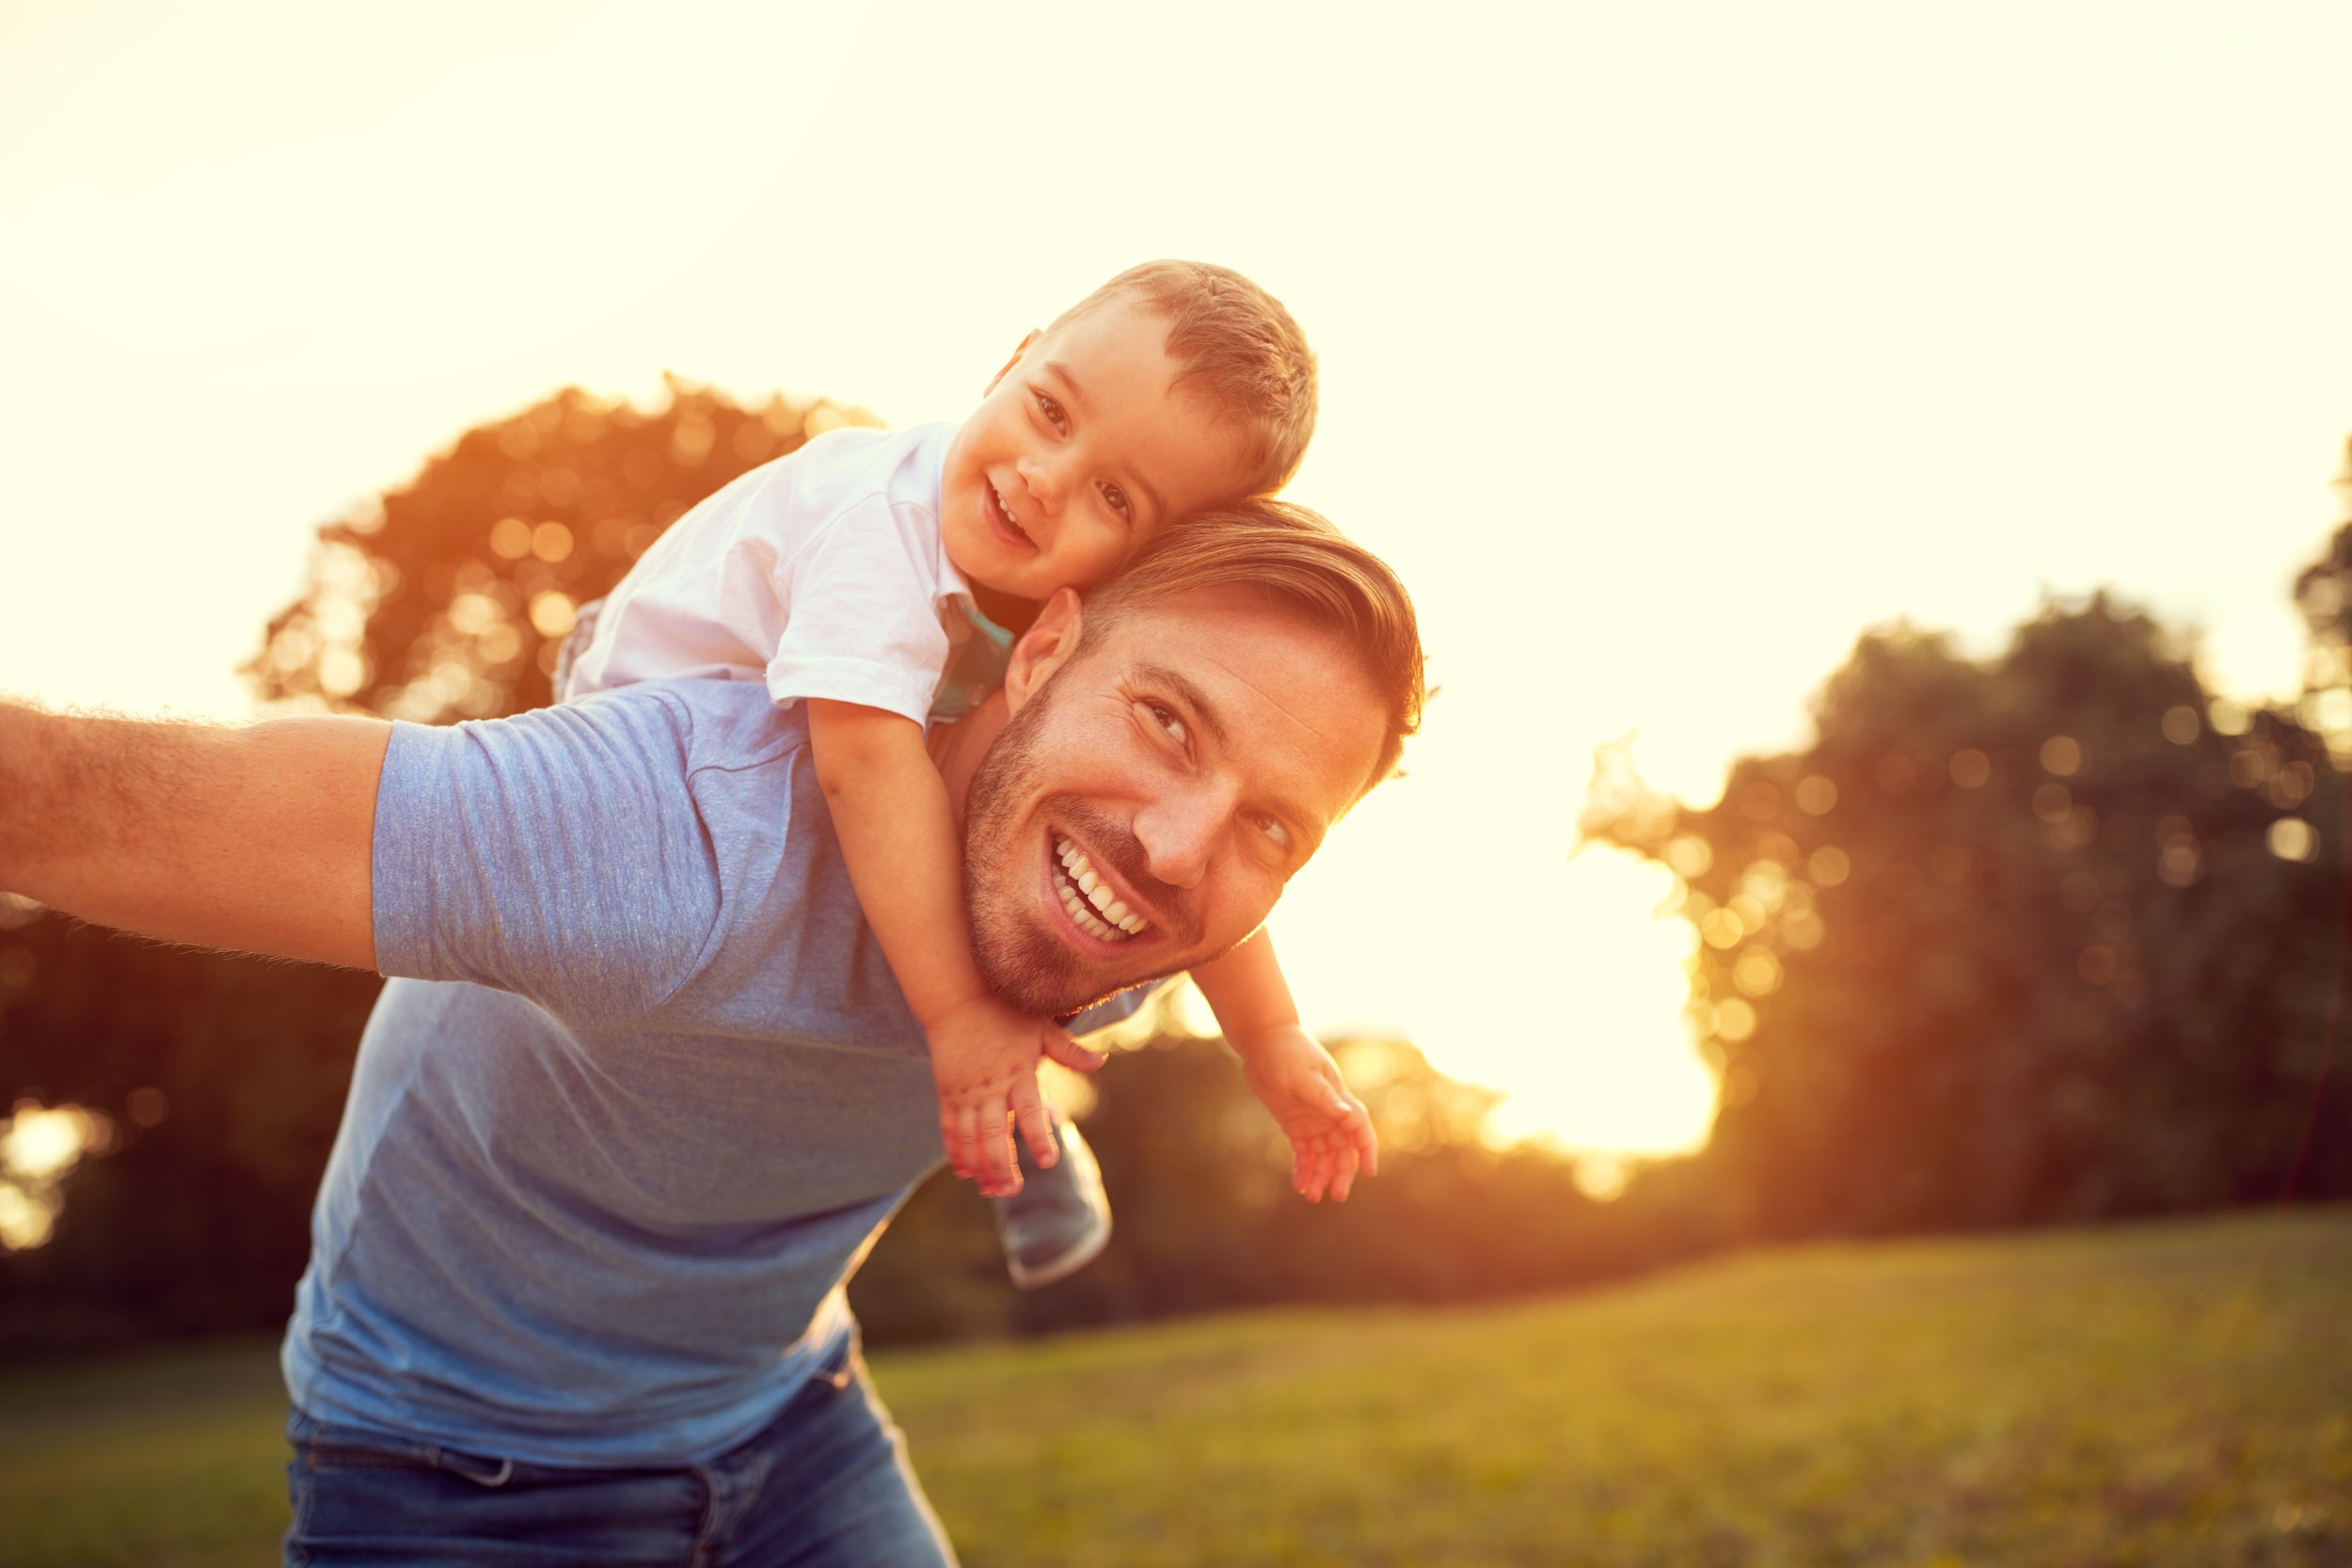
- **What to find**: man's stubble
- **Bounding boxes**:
[959,674,1226,1019]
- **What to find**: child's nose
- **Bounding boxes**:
[1016,452,1067,512]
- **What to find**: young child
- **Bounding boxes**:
[560,261,1377,1281]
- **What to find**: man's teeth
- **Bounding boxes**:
[1054,833,1149,940]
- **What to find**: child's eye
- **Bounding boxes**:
[1100,482,1133,522]
[1033,390,1069,436]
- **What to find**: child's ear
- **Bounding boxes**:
[1002,587,1084,716]
[983,330,1041,395]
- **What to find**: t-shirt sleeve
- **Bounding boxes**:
[763,496,953,723]
[372,691,724,1026]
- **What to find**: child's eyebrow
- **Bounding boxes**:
[1043,360,1092,418]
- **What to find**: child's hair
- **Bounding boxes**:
[1078,499,1422,798]
[1049,261,1317,497]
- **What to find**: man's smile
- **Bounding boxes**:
[1046,828,1152,943]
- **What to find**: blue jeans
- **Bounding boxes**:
[282,1338,956,1567]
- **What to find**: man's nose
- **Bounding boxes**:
[1135,786,1231,893]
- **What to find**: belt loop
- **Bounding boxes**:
[432,1447,517,1488]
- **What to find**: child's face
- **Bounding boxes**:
[941,299,1253,604]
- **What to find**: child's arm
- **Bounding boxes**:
[806,698,1104,1196]
[1190,932,1380,1203]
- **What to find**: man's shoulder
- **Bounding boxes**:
[389,682,809,806]
[563,677,812,777]
[374,679,852,1026]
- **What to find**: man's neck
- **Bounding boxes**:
[927,689,1009,828]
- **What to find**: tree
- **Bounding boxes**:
[1583,592,2349,1241]
[2288,433,2352,761]
[247,378,878,723]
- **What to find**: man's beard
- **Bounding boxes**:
[961,684,1202,1017]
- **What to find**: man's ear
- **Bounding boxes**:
[983,329,1041,396]
[1002,587,1084,716]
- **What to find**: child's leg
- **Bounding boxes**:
[991,1115,1110,1291]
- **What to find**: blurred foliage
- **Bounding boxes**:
[0,904,378,1346]
[2289,433,2352,759]
[1583,591,2351,1240]
[246,376,881,723]
[853,1036,1683,1345]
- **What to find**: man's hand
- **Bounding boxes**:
[928,993,1105,1197]
[1237,1026,1379,1203]
[0,699,387,969]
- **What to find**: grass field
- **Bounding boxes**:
[3,1206,2346,1566]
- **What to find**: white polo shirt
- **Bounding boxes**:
[563,422,974,725]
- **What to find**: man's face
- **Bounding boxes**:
[939,301,1254,605]
[961,589,1388,1016]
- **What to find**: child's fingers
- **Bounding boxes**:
[977,1095,1022,1196]
[1329,1141,1361,1203]
[1343,1101,1380,1179]
[949,1101,979,1183]
[1010,1075,1060,1170]
[1040,1027,1106,1074]
[1296,1136,1326,1203]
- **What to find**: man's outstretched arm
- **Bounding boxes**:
[0,698,389,970]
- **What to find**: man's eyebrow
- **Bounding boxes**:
[1134,661,1226,745]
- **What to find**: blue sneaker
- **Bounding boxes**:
[992,1119,1111,1291]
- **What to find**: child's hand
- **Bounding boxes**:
[928,994,1105,1197]
[1237,1026,1379,1203]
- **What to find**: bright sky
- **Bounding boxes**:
[6,0,2350,1164]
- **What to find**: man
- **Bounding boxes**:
[0,501,1423,1566]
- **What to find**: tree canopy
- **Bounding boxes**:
[247,378,880,723]
[1583,592,2348,1239]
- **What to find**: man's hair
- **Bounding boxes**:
[1078,499,1424,798]
[1049,261,1317,496]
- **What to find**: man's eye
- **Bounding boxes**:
[1101,482,1132,521]
[1253,813,1293,852]
[1141,701,1187,747]
[1034,390,1069,435]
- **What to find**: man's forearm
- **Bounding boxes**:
[0,697,389,969]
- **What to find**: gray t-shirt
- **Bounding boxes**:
[280,678,1148,1465]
